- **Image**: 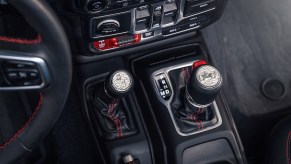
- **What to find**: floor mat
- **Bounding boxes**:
[202,0,291,162]
[48,87,103,164]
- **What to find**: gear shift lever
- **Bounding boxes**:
[91,70,137,140]
[105,70,134,98]
[185,61,223,108]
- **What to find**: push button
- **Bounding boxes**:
[3,61,42,87]
[162,2,178,25]
[135,5,151,31]
[87,0,106,12]
[184,0,216,17]
[152,6,163,28]
[7,71,19,80]
[162,26,181,35]
[155,74,172,100]
[143,31,154,38]
[4,61,35,69]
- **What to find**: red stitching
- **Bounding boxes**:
[190,108,205,130]
[0,92,44,150]
[113,98,122,139]
[286,131,291,164]
[0,34,41,44]
[108,98,123,139]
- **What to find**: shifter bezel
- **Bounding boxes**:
[151,60,222,136]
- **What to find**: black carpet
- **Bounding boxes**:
[202,0,291,163]
[49,87,102,164]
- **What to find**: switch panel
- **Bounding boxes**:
[87,0,227,52]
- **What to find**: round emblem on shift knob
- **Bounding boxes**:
[105,70,134,98]
[186,63,223,107]
[112,71,132,92]
[196,65,222,90]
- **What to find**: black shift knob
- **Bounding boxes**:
[185,62,223,107]
[105,70,134,98]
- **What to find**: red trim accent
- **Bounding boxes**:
[286,131,291,164]
[0,93,44,150]
[108,98,123,139]
[0,34,41,44]
[193,60,207,69]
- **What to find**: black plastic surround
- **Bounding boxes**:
[74,31,247,163]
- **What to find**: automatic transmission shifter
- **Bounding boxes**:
[185,62,223,108]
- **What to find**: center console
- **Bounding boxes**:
[70,0,227,53]
[65,0,248,163]
[81,41,246,163]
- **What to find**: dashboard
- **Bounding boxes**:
[70,0,227,55]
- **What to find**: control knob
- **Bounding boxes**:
[185,61,223,107]
[105,70,134,98]
[87,0,107,12]
[97,19,120,34]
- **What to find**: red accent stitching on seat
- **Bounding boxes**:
[0,92,44,150]
[286,131,291,164]
[0,34,41,44]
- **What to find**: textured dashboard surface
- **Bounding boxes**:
[202,0,291,162]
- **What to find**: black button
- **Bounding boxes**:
[28,71,39,79]
[188,20,205,28]
[115,1,132,7]
[143,31,154,38]
[135,0,147,4]
[4,61,35,69]
[162,26,181,35]
[18,71,28,79]
[137,5,149,11]
[136,6,150,19]
[152,6,163,28]
[136,18,150,31]
[6,71,19,80]
[166,0,176,3]
[184,0,216,17]
[87,0,106,12]
[162,11,177,25]
[187,14,208,22]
